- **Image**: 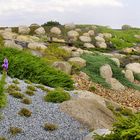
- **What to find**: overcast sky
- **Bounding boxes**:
[0,0,139,28]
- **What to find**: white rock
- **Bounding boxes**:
[88,30,95,36]
[68,57,86,68]
[18,25,30,34]
[100,64,113,79]
[96,42,107,49]
[103,33,112,39]
[83,33,90,37]
[106,78,125,91]
[35,27,45,35]
[125,70,134,82]
[84,43,95,49]
[4,40,23,50]
[126,63,140,74]
[95,36,105,42]
[79,36,91,43]
[67,30,79,38]
[110,58,120,67]
[28,42,47,51]
[50,27,61,35]
[1,31,17,40]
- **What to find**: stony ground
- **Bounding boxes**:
[73,72,140,111]
[0,76,89,140]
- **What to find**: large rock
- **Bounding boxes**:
[1,31,17,40]
[100,64,113,79]
[60,98,114,130]
[103,33,112,39]
[68,57,86,68]
[106,78,125,91]
[52,61,72,75]
[125,70,134,82]
[35,27,45,35]
[52,38,65,43]
[4,40,23,50]
[84,43,95,49]
[126,63,140,74]
[110,58,120,67]
[4,28,12,32]
[16,35,40,42]
[28,42,47,51]
[95,36,105,42]
[88,30,95,36]
[79,36,91,43]
[83,33,90,37]
[96,42,107,49]
[18,25,30,34]
[50,27,61,35]
[67,30,79,38]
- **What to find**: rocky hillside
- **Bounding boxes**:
[0,22,140,139]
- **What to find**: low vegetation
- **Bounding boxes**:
[0,137,7,140]
[9,91,24,99]
[95,112,140,140]
[9,127,22,135]
[25,90,35,96]
[81,54,140,90]
[21,98,32,105]
[0,48,74,90]
[44,87,70,103]
[43,122,58,131]
[18,108,32,117]
[0,72,7,108]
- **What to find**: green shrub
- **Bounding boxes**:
[24,80,32,84]
[9,91,24,99]
[18,108,32,117]
[9,127,22,135]
[12,79,20,84]
[25,90,35,96]
[0,48,74,90]
[21,98,32,104]
[27,85,36,91]
[7,84,21,92]
[0,35,4,48]
[43,123,58,131]
[42,21,61,26]
[0,137,7,140]
[95,113,140,140]
[0,72,7,108]
[44,87,70,103]
[81,54,140,90]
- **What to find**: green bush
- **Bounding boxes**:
[44,87,70,103]
[42,21,61,26]
[81,54,140,90]
[0,72,7,108]
[0,48,74,90]
[95,113,140,140]
[0,35,4,48]
[9,127,22,135]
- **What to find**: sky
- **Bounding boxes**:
[0,0,139,28]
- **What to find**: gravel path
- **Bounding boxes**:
[0,76,89,140]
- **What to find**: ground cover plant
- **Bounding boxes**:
[0,72,7,108]
[81,54,140,90]
[44,87,70,103]
[94,112,140,140]
[0,47,74,90]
